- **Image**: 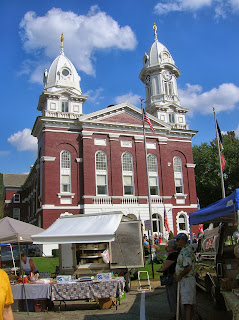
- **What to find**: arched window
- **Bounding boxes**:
[95,151,108,195]
[152,213,162,234]
[60,150,71,193]
[147,154,159,196]
[122,152,134,195]
[173,156,184,194]
[177,213,189,232]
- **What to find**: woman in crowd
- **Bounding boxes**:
[161,240,179,320]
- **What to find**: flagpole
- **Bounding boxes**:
[141,98,154,278]
[213,107,225,198]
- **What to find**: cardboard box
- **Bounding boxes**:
[34,299,48,312]
[96,273,112,280]
[220,278,239,291]
[98,297,116,309]
[56,275,71,283]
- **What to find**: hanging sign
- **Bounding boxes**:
[144,220,151,231]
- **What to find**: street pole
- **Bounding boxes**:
[140,98,154,279]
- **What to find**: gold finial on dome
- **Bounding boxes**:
[60,33,64,47]
[60,33,64,55]
[153,22,157,40]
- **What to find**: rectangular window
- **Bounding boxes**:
[164,81,174,96]
[96,175,107,195]
[169,113,175,123]
[175,179,183,193]
[13,194,20,203]
[62,101,69,112]
[13,208,20,220]
[123,176,134,195]
[61,175,70,192]
[149,177,158,195]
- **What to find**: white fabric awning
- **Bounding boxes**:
[32,212,123,244]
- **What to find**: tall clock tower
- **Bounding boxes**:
[139,23,189,130]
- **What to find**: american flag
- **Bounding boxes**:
[143,109,155,133]
[164,207,170,233]
[216,119,226,170]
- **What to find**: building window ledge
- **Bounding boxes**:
[57,193,75,199]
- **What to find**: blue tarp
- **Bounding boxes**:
[189,189,239,225]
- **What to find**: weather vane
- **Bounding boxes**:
[153,22,157,40]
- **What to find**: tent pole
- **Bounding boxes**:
[18,241,29,315]
[9,244,16,276]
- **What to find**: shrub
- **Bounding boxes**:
[52,249,59,257]
[168,231,174,240]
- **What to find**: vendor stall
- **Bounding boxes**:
[190,189,239,316]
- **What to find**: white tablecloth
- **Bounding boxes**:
[11,284,50,300]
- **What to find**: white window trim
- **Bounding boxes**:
[176,211,189,233]
[122,152,134,196]
[173,156,184,194]
[147,154,159,196]
[95,151,108,196]
[13,193,20,203]
[152,213,163,234]
[60,150,71,193]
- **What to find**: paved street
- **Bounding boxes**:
[13,280,233,320]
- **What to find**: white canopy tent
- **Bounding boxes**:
[32,212,123,244]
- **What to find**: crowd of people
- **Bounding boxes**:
[1,237,196,319]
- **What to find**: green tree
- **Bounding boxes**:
[193,132,239,208]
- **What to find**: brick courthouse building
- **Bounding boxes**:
[3,26,199,237]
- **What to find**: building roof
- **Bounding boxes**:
[3,174,28,188]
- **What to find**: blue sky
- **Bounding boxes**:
[1,0,239,174]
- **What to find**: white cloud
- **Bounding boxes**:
[115,92,141,106]
[154,0,239,18]
[230,0,239,11]
[19,6,137,82]
[85,88,104,105]
[154,0,212,15]
[8,128,37,152]
[235,124,239,137]
[178,83,239,116]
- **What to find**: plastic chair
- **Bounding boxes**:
[137,271,151,291]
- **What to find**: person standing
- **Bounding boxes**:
[0,268,14,320]
[20,253,38,275]
[174,233,196,320]
[161,240,179,320]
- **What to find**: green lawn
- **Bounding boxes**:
[31,256,163,279]
[32,257,59,275]
[141,262,162,279]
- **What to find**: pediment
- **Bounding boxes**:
[44,88,85,99]
[80,102,171,130]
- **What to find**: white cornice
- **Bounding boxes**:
[186,163,196,168]
[41,156,56,162]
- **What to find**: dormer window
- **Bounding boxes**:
[62,101,68,112]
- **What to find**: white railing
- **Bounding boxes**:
[171,123,189,130]
[150,196,164,204]
[93,197,112,205]
[44,110,80,119]
[121,197,139,205]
